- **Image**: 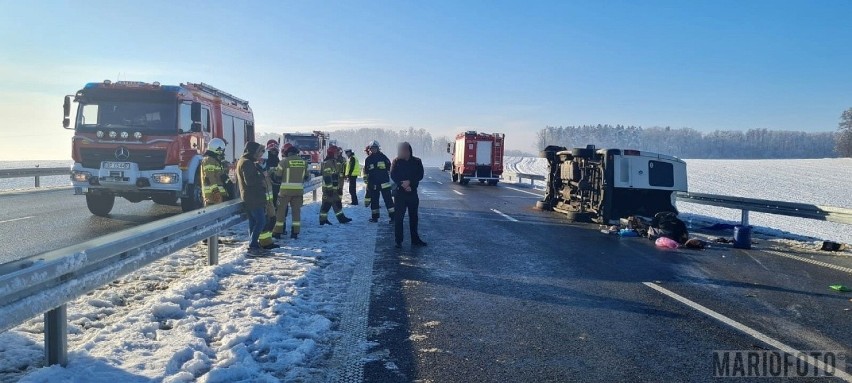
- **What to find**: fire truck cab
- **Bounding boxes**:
[447,131,505,185]
[282,131,329,176]
[64,81,254,216]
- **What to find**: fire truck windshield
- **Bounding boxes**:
[286,136,320,151]
[76,101,177,133]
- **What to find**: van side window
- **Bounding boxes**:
[648,160,674,187]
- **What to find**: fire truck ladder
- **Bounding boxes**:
[185,82,250,107]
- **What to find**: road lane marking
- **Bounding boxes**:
[0,216,33,224]
[504,186,542,196]
[764,250,852,275]
[436,181,443,185]
[452,190,464,195]
[490,209,519,222]
[643,282,852,382]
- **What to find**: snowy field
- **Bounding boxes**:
[0,188,378,382]
[0,161,72,192]
[504,156,852,245]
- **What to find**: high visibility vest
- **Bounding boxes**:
[274,154,308,194]
[345,156,361,177]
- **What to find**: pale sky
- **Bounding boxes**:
[1,0,850,160]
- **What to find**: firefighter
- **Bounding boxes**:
[343,149,360,205]
[257,151,279,250]
[362,145,371,208]
[265,139,281,208]
[200,138,233,206]
[272,144,307,239]
[319,146,353,225]
[335,147,346,197]
[236,142,272,252]
[364,140,395,223]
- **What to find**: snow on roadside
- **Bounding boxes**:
[502,156,852,245]
[3,186,378,382]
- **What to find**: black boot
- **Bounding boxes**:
[290,232,298,239]
[412,238,427,247]
[339,216,352,224]
[320,220,333,226]
[368,217,379,223]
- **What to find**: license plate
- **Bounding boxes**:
[103,162,131,170]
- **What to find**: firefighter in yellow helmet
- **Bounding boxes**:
[319,146,352,225]
[272,143,308,239]
[200,138,233,206]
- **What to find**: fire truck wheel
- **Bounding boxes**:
[451,173,458,182]
[181,182,203,212]
[459,176,470,185]
[86,192,115,217]
[487,180,498,186]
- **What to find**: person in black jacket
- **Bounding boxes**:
[390,142,426,248]
[364,140,395,223]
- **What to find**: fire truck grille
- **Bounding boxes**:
[80,148,167,171]
[301,154,312,161]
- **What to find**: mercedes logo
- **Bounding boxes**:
[115,146,130,160]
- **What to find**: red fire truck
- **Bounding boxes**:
[282,131,329,176]
[63,81,254,216]
[447,131,505,185]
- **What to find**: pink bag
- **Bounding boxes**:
[655,237,679,249]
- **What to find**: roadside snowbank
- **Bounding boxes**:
[3,187,378,382]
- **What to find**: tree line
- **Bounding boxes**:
[536,125,839,159]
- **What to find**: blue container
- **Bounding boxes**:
[733,225,752,249]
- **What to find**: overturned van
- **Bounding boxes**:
[536,145,688,224]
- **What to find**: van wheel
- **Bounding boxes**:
[565,211,593,223]
[572,148,595,158]
[86,192,115,216]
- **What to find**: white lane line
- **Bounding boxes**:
[643,282,852,382]
[490,208,519,222]
[452,190,464,196]
[764,250,852,275]
[504,186,542,196]
[0,216,33,224]
[436,181,443,185]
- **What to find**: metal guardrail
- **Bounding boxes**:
[505,171,852,226]
[676,191,852,226]
[0,167,69,187]
[0,177,322,366]
[502,171,545,187]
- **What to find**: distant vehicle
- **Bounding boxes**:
[442,161,452,171]
[64,81,254,216]
[536,145,688,224]
[282,131,329,176]
[447,131,505,185]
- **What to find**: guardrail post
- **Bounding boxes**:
[741,210,750,226]
[44,304,67,366]
[207,234,219,265]
[35,175,40,188]
[530,177,534,186]
[312,189,317,202]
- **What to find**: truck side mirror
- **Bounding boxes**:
[190,102,202,132]
[446,143,451,153]
[62,96,72,129]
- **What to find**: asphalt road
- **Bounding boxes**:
[363,167,852,382]
[0,189,182,264]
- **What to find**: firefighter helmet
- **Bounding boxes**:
[266,139,279,151]
[208,138,227,157]
[367,140,380,149]
[327,146,339,158]
[282,143,299,155]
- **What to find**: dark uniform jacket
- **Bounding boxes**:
[236,142,267,210]
[364,152,392,186]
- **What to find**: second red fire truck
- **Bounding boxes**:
[447,131,505,185]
